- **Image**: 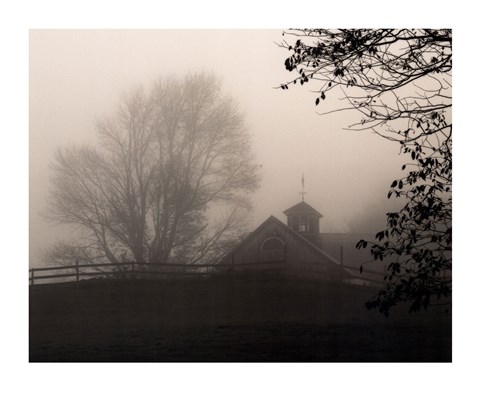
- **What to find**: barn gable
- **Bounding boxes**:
[220,215,354,281]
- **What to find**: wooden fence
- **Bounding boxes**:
[29,260,385,286]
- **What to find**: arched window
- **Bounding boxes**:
[260,237,285,261]
[261,237,284,250]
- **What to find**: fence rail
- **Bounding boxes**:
[29,260,385,286]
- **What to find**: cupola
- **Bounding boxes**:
[283,201,323,244]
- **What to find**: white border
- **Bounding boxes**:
[2,1,477,392]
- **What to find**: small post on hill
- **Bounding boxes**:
[340,246,344,284]
[30,268,35,286]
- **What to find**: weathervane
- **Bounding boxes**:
[299,173,306,201]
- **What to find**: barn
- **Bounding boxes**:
[220,200,372,283]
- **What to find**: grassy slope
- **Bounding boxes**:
[29,276,451,362]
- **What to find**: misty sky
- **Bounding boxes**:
[29,29,406,267]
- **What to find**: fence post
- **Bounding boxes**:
[340,246,344,283]
[30,268,35,286]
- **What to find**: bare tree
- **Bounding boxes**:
[44,73,260,268]
[278,29,452,315]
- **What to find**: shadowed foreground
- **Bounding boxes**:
[29,276,451,362]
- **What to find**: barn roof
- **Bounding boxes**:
[219,215,359,277]
[283,201,323,218]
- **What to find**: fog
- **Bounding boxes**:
[30,29,405,268]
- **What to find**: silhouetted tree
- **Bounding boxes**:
[44,73,260,268]
[279,29,451,315]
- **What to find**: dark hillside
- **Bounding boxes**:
[29,276,451,362]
